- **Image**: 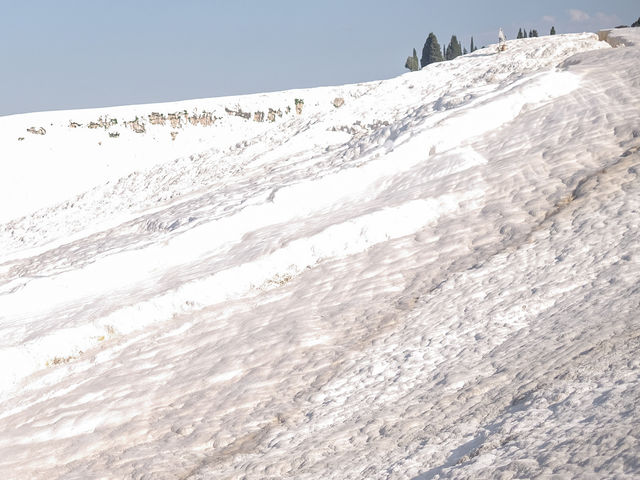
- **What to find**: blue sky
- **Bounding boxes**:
[1,0,637,116]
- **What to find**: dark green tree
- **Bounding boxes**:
[517,28,523,39]
[531,29,538,37]
[445,35,463,60]
[470,36,475,52]
[452,35,463,57]
[405,48,420,71]
[632,17,640,27]
[463,46,468,55]
[523,28,528,38]
[529,29,533,37]
[550,26,556,35]
[420,33,444,68]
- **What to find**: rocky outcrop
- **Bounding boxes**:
[167,112,186,128]
[225,106,251,119]
[188,111,215,126]
[60,101,295,137]
[87,117,117,129]
[27,127,46,135]
[125,118,146,134]
[149,112,167,126]
[598,29,632,47]
[267,108,282,122]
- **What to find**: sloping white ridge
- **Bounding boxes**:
[1,31,640,479]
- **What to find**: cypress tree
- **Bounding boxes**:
[420,32,444,68]
[529,29,533,37]
[453,35,462,57]
[445,35,462,60]
[531,29,538,37]
[405,48,420,72]
[523,28,527,38]
[632,17,640,27]
[463,47,468,55]
[550,26,556,35]
[470,36,475,52]
[517,28,523,39]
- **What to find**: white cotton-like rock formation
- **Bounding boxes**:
[0,30,639,478]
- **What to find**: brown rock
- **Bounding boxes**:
[27,127,46,135]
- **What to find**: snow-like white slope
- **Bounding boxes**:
[1,31,640,478]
